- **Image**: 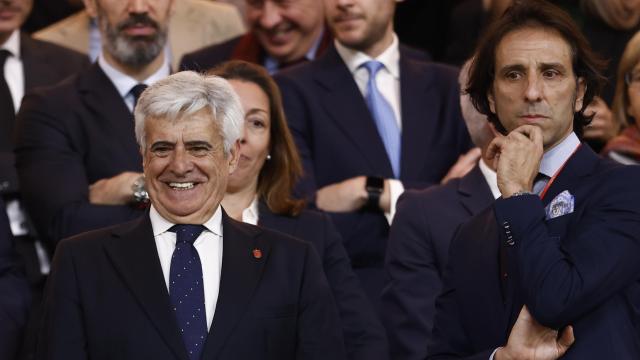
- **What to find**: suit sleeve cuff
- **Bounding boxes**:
[494,194,545,237]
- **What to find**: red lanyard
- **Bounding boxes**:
[539,144,581,200]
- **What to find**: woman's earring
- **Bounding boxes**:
[266,154,271,160]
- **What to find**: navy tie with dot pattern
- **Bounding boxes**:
[169,224,208,360]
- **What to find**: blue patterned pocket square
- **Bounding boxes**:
[545,190,575,220]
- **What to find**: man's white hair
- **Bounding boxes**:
[134,71,244,155]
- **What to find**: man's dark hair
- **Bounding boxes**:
[466,0,607,137]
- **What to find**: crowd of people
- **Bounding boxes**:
[1,0,640,359]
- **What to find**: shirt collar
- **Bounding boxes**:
[263,27,326,74]
[240,197,260,226]
[97,52,170,99]
[334,33,400,79]
[149,204,223,237]
[478,158,500,199]
[539,132,581,177]
[1,30,21,58]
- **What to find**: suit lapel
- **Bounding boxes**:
[201,212,271,359]
[541,144,598,207]
[77,64,142,167]
[457,165,495,216]
[314,46,394,177]
[398,51,436,180]
[103,215,189,360]
[21,35,51,91]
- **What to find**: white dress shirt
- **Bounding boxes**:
[98,52,170,112]
[478,158,501,200]
[2,30,24,112]
[334,35,404,223]
[150,205,223,331]
[2,31,29,237]
[240,197,260,225]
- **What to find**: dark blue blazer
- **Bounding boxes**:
[258,203,388,360]
[275,45,470,301]
[15,63,144,250]
[428,145,640,359]
[382,165,494,360]
[0,197,31,360]
[0,34,89,195]
[37,211,347,360]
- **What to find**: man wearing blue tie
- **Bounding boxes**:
[276,0,471,312]
[36,71,347,360]
[428,1,640,359]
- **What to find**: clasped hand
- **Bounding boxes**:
[496,306,574,360]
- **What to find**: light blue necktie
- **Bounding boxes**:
[362,61,401,178]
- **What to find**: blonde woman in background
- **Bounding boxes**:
[602,31,640,164]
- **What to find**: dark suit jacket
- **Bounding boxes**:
[275,45,470,301]
[15,63,143,250]
[37,211,347,360]
[428,145,640,359]
[0,34,88,195]
[258,203,388,360]
[382,165,494,360]
[179,33,428,73]
[0,197,31,360]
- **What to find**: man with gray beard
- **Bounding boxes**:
[14,0,175,251]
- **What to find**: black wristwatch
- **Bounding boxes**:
[364,176,384,211]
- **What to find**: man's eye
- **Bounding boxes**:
[152,147,171,156]
[542,70,560,79]
[505,71,522,80]
[189,147,210,156]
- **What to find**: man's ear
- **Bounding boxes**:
[574,77,587,112]
[228,140,240,174]
[83,0,98,18]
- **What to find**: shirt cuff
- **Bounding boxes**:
[385,179,404,224]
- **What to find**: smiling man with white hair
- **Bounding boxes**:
[37,71,347,360]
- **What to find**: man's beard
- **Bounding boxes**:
[101,12,168,68]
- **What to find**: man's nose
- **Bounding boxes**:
[524,73,543,102]
[259,1,283,29]
[128,0,150,14]
[168,148,194,175]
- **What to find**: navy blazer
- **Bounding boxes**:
[382,165,494,360]
[275,45,470,301]
[428,145,640,359]
[15,63,144,250]
[37,211,347,360]
[0,197,30,360]
[258,203,388,360]
[179,34,430,73]
[0,34,88,195]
